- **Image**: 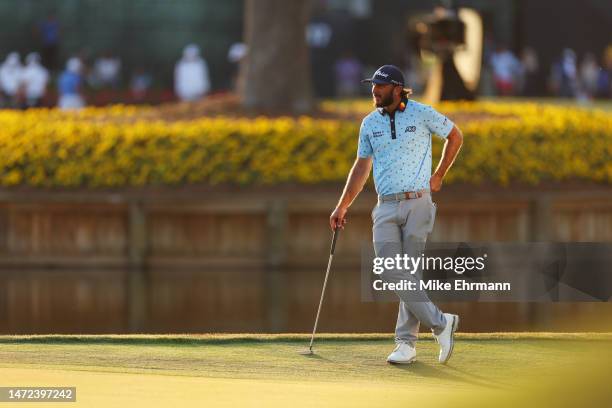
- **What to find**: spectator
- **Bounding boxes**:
[579,53,600,99]
[57,57,84,110]
[490,45,522,96]
[130,67,152,103]
[518,47,540,96]
[21,52,49,108]
[550,49,579,98]
[595,46,612,99]
[478,33,496,96]
[334,51,363,98]
[174,44,210,102]
[559,48,579,97]
[37,12,60,71]
[89,51,121,89]
[227,42,247,92]
[307,18,335,98]
[0,52,23,108]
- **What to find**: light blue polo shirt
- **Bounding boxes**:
[357,99,454,196]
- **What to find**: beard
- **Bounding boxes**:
[373,92,394,108]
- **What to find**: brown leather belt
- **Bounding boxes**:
[378,189,429,202]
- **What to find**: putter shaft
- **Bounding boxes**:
[307,228,340,351]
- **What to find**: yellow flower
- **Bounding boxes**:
[0,102,610,187]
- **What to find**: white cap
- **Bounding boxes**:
[183,44,200,59]
[67,57,82,73]
[5,52,20,65]
[228,43,247,63]
[26,52,41,64]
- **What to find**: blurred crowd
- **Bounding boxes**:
[0,43,214,110]
[330,44,612,101]
[0,12,217,110]
[0,52,49,108]
[482,44,612,100]
[1,12,611,110]
[0,44,215,109]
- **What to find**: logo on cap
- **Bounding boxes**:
[374,70,389,78]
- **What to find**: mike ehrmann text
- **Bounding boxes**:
[373,279,511,292]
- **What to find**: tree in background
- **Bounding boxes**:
[240,0,313,113]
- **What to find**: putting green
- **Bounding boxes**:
[0,333,610,407]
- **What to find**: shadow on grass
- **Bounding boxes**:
[445,365,509,388]
[390,361,503,388]
[297,352,333,362]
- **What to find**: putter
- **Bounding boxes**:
[299,226,340,355]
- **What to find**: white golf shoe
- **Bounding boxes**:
[386,342,416,364]
[433,313,459,364]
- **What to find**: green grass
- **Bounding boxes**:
[0,333,610,407]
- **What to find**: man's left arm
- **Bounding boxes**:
[430,125,463,192]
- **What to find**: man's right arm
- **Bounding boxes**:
[329,157,372,230]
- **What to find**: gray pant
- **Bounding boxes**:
[372,194,447,346]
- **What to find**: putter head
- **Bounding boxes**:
[298,347,315,356]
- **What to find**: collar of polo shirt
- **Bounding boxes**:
[377,96,409,116]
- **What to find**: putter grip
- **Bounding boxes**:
[330,227,340,255]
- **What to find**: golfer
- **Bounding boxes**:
[330,65,463,364]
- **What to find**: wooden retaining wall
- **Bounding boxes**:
[1,185,611,334]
